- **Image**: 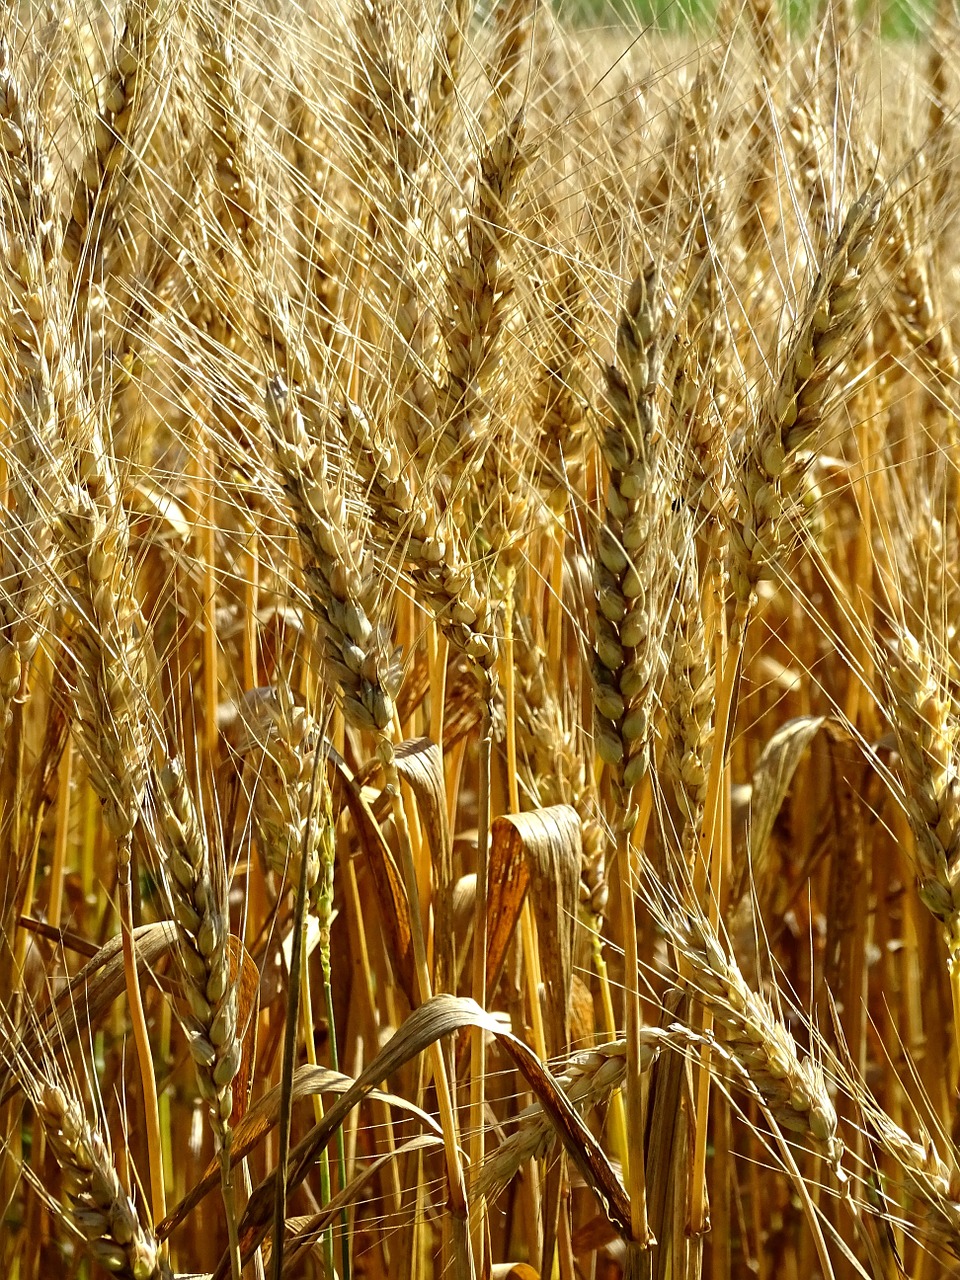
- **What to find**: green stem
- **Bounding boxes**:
[323,963,351,1280]
[301,945,334,1278]
[117,835,167,1235]
[219,1129,242,1280]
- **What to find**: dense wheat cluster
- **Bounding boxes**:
[1,0,959,1275]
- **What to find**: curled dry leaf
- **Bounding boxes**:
[212,994,633,1278]
[393,736,454,987]
[486,805,581,1052]
[326,740,416,1003]
[732,714,826,905]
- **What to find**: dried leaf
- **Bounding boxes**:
[488,806,580,1052]
[209,994,631,1277]
[393,737,454,989]
[486,815,531,997]
[1,922,178,1104]
[161,1064,440,1239]
[326,743,416,1004]
[740,715,826,901]
[491,808,581,1280]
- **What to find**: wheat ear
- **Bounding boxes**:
[344,398,501,703]
[728,183,883,637]
[664,906,843,1170]
[265,381,398,733]
[433,115,528,476]
[1,1029,168,1280]
[0,38,60,733]
[54,409,165,1227]
[863,1103,960,1260]
[63,0,169,314]
[475,1035,664,1202]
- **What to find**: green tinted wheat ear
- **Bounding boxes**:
[729,184,882,638]
[237,685,345,1272]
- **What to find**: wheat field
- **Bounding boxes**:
[0,0,958,1276]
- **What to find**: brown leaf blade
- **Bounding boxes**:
[327,744,416,1004]
[486,815,530,997]
[506,805,581,1055]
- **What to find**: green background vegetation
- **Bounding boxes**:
[553,0,943,38]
